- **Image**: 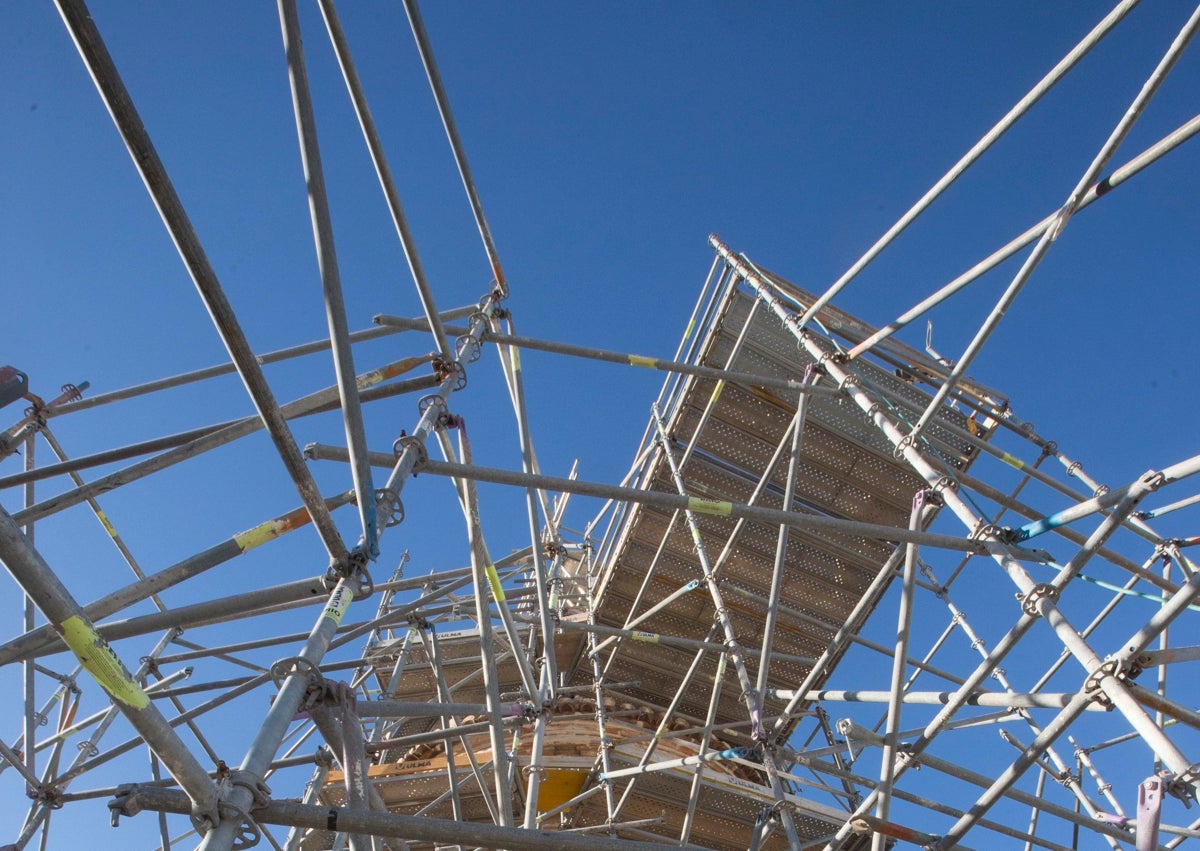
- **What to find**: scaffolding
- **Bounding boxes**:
[3,3,1200,850]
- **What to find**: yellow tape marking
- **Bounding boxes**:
[234,518,284,553]
[96,510,117,540]
[683,318,695,342]
[1001,452,1026,471]
[510,347,521,374]
[712,379,725,402]
[59,616,149,709]
[688,498,733,517]
[485,564,507,603]
[628,355,656,369]
[322,584,355,626]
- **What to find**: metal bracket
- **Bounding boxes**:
[431,357,467,390]
[417,393,449,419]
[930,477,956,497]
[970,522,1004,542]
[392,434,428,470]
[1169,764,1200,805]
[324,550,374,599]
[374,487,405,528]
[1083,659,1123,708]
[1015,583,1060,617]
[269,657,320,691]
[455,333,482,363]
[1136,774,1166,851]
[76,739,100,758]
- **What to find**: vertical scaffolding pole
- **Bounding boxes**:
[316,0,453,360]
[53,0,350,567]
[277,0,378,557]
[754,371,815,726]
[494,316,559,700]
[402,0,508,293]
[648,404,803,849]
[197,578,358,850]
[21,434,37,787]
[871,490,933,851]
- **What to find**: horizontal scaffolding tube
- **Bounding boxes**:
[0,373,438,492]
[11,357,429,527]
[374,314,846,400]
[771,688,1108,711]
[0,491,358,666]
[112,785,681,851]
[307,444,1053,560]
[45,307,470,417]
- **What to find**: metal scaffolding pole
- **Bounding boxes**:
[316,0,453,361]
[113,784,692,851]
[374,313,844,402]
[0,491,359,666]
[845,112,1200,361]
[0,508,219,825]
[493,315,559,701]
[402,0,507,294]
[648,403,803,848]
[431,427,517,825]
[278,0,378,559]
[11,356,425,528]
[905,5,1200,445]
[196,578,358,850]
[308,445,1040,558]
[790,0,1137,332]
[871,491,933,851]
[54,0,350,567]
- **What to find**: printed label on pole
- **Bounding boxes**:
[628,355,656,369]
[59,616,149,709]
[688,497,733,516]
[631,630,659,643]
[322,584,355,626]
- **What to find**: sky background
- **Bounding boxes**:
[1,2,1199,848]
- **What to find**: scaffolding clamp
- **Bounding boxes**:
[1015,583,1060,617]
[417,393,449,419]
[324,549,374,599]
[374,487,405,528]
[1082,659,1125,709]
[430,357,467,390]
[1169,765,1200,805]
[226,769,270,808]
[270,657,320,692]
[393,433,428,470]
[455,333,483,363]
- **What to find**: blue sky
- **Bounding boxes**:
[2,3,1199,847]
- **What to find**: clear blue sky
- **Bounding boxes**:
[2,3,1199,847]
